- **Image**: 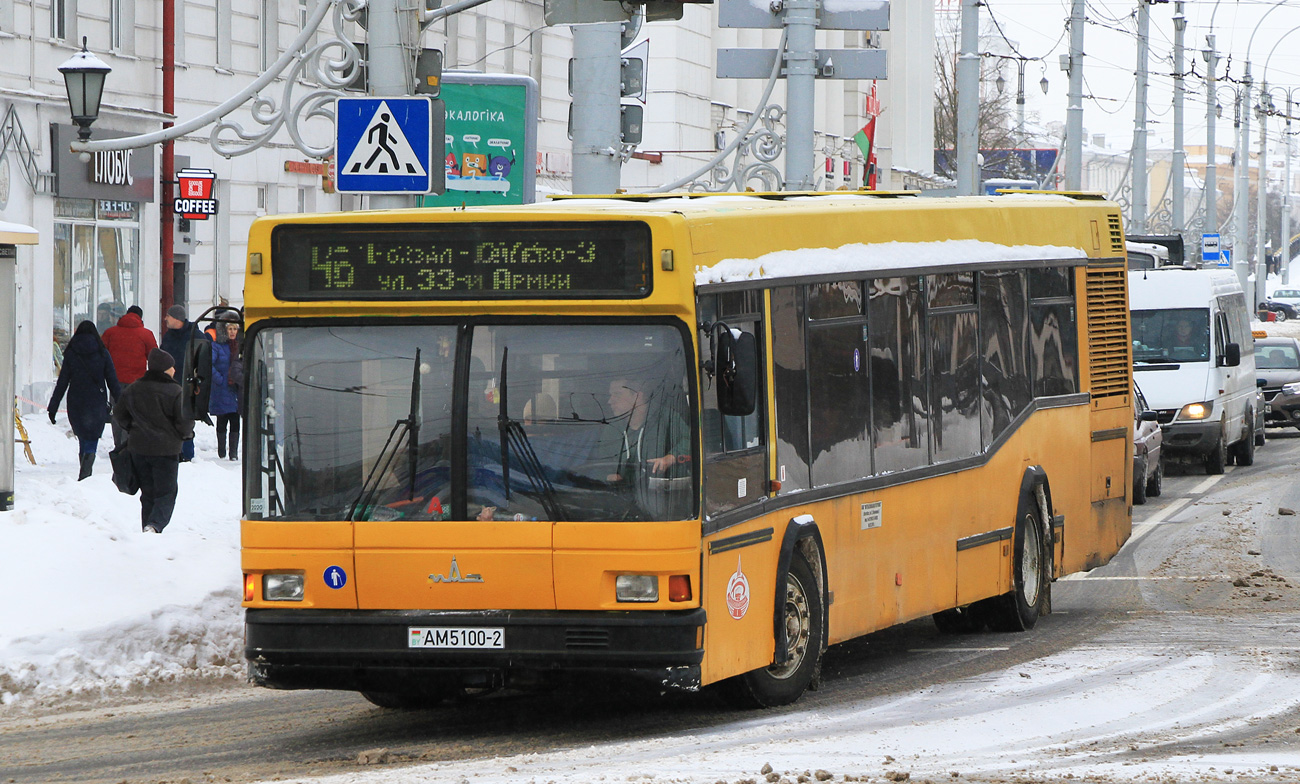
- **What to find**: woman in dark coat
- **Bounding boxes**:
[48,320,122,480]
[210,319,243,460]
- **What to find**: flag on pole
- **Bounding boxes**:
[855,82,881,190]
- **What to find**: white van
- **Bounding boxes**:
[1128,268,1260,473]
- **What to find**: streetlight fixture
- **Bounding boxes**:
[58,37,111,142]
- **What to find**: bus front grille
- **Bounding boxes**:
[566,629,611,650]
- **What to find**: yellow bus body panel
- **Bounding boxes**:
[239,194,1134,694]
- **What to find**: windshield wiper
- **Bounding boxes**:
[497,347,565,522]
[348,349,422,521]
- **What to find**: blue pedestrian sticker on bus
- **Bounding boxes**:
[324,566,348,589]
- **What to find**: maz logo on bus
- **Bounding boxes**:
[428,556,484,584]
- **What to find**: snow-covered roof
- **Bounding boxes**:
[696,239,1087,285]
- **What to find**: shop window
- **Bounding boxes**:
[52,198,140,359]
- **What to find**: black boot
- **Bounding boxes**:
[218,441,226,458]
[77,453,95,481]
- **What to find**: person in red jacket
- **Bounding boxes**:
[102,305,158,447]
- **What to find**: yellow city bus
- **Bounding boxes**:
[240,191,1133,708]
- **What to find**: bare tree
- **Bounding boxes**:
[933,22,1024,180]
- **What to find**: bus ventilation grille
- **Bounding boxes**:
[1107,214,1125,254]
[565,629,611,650]
[1085,267,1130,399]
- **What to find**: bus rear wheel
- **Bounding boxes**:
[721,551,823,709]
[985,498,1047,633]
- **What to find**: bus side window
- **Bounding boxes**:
[807,281,872,485]
[979,269,1030,448]
[869,276,930,472]
[770,286,810,493]
[1029,269,1078,397]
[700,292,767,519]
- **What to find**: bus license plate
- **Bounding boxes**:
[408,627,504,649]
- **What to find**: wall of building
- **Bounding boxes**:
[1,0,931,409]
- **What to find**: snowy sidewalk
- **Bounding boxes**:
[1,417,243,709]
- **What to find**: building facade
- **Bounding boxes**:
[2,0,934,408]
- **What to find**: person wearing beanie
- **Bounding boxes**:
[115,348,193,533]
[48,321,122,480]
[160,302,212,462]
[102,306,158,448]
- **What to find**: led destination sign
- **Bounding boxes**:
[272,221,651,300]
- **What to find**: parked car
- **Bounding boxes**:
[1269,287,1300,312]
[1259,299,1298,322]
[1133,383,1163,505]
[1255,336,1300,429]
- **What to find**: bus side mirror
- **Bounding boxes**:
[716,328,758,416]
[1224,342,1241,367]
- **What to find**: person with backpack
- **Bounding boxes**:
[48,321,122,480]
[159,304,212,462]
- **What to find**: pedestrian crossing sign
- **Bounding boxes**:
[335,96,437,193]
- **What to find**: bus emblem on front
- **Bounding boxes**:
[429,557,484,584]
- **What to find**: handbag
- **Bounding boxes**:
[108,443,139,496]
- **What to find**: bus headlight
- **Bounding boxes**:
[615,575,658,603]
[263,573,305,601]
[1179,401,1213,420]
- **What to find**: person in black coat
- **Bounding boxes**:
[114,349,194,533]
[160,304,212,462]
[48,320,122,480]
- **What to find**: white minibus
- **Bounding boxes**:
[1129,268,1259,473]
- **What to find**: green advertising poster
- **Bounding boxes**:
[420,74,537,207]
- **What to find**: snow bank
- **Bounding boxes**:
[1,417,243,709]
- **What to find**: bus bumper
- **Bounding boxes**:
[244,607,706,694]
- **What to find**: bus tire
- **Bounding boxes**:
[721,551,824,709]
[985,494,1048,633]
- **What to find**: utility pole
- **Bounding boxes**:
[1131,0,1150,232]
[955,0,980,196]
[1235,65,1252,293]
[570,23,624,194]
[1204,34,1218,240]
[1256,89,1270,306]
[783,0,819,190]
[1065,0,1085,190]
[1285,93,1294,285]
[367,0,418,209]
[1172,1,1185,235]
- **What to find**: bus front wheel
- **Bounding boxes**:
[985,498,1047,633]
[721,550,824,708]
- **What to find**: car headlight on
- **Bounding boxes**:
[263,573,304,601]
[1178,401,1213,420]
[1283,382,1300,396]
[615,574,659,603]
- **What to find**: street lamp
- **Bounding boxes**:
[58,37,111,142]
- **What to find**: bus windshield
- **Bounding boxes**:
[246,323,695,523]
[1131,308,1211,363]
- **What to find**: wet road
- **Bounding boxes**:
[5,432,1300,784]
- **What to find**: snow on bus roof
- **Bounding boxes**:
[695,239,1087,285]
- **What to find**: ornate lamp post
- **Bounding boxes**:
[58,38,111,143]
